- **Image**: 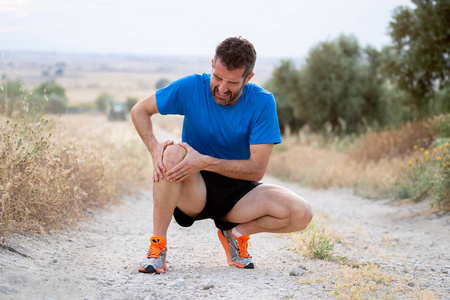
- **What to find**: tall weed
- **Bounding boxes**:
[293,217,335,260]
[350,120,434,162]
[399,141,450,207]
[0,114,151,235]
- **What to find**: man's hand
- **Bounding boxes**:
[165,142,206,183]
[151,140,174,182]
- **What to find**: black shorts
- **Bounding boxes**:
[173,170,262,230]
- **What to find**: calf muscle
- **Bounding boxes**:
[222,184,313,235]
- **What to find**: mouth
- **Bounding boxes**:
[215,88,230,98]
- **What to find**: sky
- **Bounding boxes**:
[0,0,414,59]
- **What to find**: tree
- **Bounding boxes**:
[126,97,138,112]
[155,78,170,90]
[32,81,68,114]
[385,0,450,118]
[290,35,385,134]
[264,60,304,135]
[0,80,27,116]
[95,93,114,112]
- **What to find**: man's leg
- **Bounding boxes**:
[216,184,311,269]
[222,184,313,235]
[216,184,312,269]
[152,144,207,238]
[139,144,206,273]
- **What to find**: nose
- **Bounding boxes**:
[218,82,228,94]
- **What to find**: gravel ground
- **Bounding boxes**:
[0,177,449,300]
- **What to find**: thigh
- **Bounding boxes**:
[221,184,308,223]
[176,172,207,217]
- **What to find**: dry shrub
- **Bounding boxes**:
[333,263,397,299]
[268,145,355,188]
[350,120,434,162]
[268,140,405,198]
[0,114,151,235]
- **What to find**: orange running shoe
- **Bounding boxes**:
[218,229,254,269]
[138,236,167,274]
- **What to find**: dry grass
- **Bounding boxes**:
[268,137,407,199]
[0,114,151,235]
[350,120,434,162]
[267,120,439,199]
[290,213,440,300]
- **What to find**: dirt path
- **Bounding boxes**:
[1,127,449,299]
[1,179,449,299]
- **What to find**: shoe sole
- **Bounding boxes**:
[217,230,254,269]
[137,262,166,274]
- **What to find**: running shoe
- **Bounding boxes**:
[218,229,254,269]
[138,236,167,274]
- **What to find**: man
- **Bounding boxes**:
[131,37,312,274]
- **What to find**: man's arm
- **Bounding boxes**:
[130,93,174,182]
[165,143,273,182]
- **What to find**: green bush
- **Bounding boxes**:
[0,80,27,117]
[431,113,450,138]
[126,97,138,112]
[400,141,450,207]
[95,93,114,112]
[155,78,170,90]
[301,218,334,260]
[31,81,68,115]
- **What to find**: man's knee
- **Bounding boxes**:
[162,144,187,170]
[291,200,313,231]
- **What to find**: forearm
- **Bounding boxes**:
[203,155,267,181]
[130,102,158,152]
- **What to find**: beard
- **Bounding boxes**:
[210,84,245,106]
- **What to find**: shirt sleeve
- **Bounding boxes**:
[155,75,197,115]
[249,93,282,145]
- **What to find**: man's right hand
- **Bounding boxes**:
[151,140,174,182]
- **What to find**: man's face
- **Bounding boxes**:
[210,59,254,106]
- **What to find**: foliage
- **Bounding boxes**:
[155,78,170,90]
[0,80,27,117]
[384,0,450,118]
[0,114,151,235]
[95,93,114,112]
[299,218,334,260]
[433,86,450,115]
[296,35,386,134]
[350,120,434,162]
[33,81,66,98]
[1,80,68,116]
[31,81,68,114]
[264,60,304,134]
[266,35,387,135]
[400,140,450,207]
[332,264,395,300]
[431,113,450,137]
[126,96,138,112]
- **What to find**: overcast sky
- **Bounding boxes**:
[0,0,413,59]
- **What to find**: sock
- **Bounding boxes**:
[232,227,243,238]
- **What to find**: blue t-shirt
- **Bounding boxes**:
[156,73,281,160]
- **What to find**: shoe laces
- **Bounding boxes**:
[147,237,166,259]
[236,235,251,258]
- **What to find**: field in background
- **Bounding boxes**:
[1,51,275,106]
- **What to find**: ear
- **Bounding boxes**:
[244,72,255,85]
[211,59,215,69]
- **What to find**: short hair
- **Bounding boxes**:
[213,37,257,78]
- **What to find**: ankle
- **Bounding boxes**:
[231,227,244,238]
[150,236,167,245]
